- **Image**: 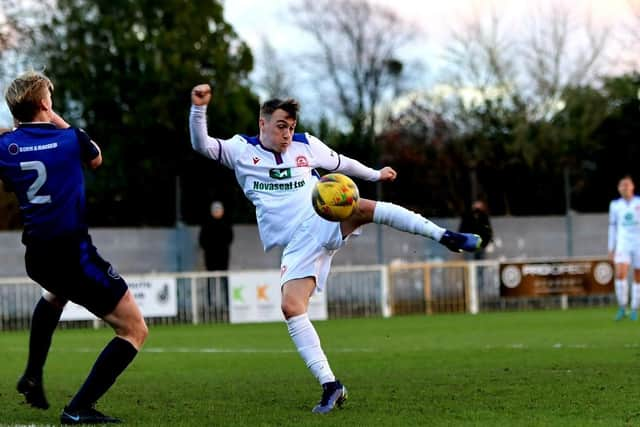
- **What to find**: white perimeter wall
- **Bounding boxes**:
[0,213,608,277]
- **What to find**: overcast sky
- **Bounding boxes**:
[222,0,638,120]
[224,0,636,48]
[1,0,637,126]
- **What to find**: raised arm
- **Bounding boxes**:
[74,127,102,169]
[86,140,102,169]
[50,111,71,129]
[52,111,102,169]
[189,84,222,160]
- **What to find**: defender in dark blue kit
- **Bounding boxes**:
[0,71,148,425]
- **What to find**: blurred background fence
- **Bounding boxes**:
[0,259,615,331]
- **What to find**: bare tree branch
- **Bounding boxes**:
[444,8,517,100]
[291,0,418,134]
[254,38,296,100]
[443,1,610,121]
[624,0,640,69]
[0,0,55,75]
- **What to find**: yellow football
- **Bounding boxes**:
[311,173,360,221]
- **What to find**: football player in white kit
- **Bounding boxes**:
[608,175,640,321]
[189,84,481,413]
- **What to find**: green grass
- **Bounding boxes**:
[2,308,640,426]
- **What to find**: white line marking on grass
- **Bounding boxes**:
[483,343,595,350]
[141,347,374,354]
[2,347,374,354]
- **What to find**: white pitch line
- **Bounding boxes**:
[483,343,619,350]
[4,347,374,354]
[142,347,374,354]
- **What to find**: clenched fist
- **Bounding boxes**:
[379,167,397,181]
[191,84,212,106]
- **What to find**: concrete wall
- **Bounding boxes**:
[0,213,609,277]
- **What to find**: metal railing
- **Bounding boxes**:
[0,260,615,331]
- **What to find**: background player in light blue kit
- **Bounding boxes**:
[608,175,640,321]
[0,71,148,424]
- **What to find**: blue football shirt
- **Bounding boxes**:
[0,123,99,242]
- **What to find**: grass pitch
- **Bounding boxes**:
[2,308,640,426]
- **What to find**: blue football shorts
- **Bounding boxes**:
[25,234,128,317]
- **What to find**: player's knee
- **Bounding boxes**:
[132,318,149,346]
[356,198,376,217]
[43,291,68,309]
[281,298,305,319]
[118,317,148,348]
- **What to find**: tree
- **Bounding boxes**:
[440,3,611,215]
[584,73,640,209]
[0,1,54,229]
[253,39,296,100]
[444,3,610,120]
[625,0,640,70]
[291,0,418,162]
[35,0,258,225]
[376,97,462,215]
[0,0,40,55]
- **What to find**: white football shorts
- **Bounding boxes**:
[614,243,640,268]
[280,214,360,293]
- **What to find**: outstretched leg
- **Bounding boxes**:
[18,292,66,410]
[341,199,481,253]
[282,278,347,414]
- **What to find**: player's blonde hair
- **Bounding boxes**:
[4,70,54,123]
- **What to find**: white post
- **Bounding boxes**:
[380,265,392,318]
[561,294,569,310]
[467,261,479,315]
[190,278,199,325]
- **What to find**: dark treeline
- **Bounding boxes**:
[373,75,640,217]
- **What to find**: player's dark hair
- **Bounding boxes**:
[619,174,634,184]
[260,98,299,121]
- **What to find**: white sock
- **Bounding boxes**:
[373,201,445,241]
[632,283,640,310]
[615,279,629,308]
[286,313,335,385]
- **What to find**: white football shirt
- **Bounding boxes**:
[190,105,380,250]
[608,196,640,252]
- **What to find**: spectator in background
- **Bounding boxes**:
[459,200,493,260]
[199,201,233,271]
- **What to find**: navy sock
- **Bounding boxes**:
[67,337,138,410]
[24,297,63,380]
